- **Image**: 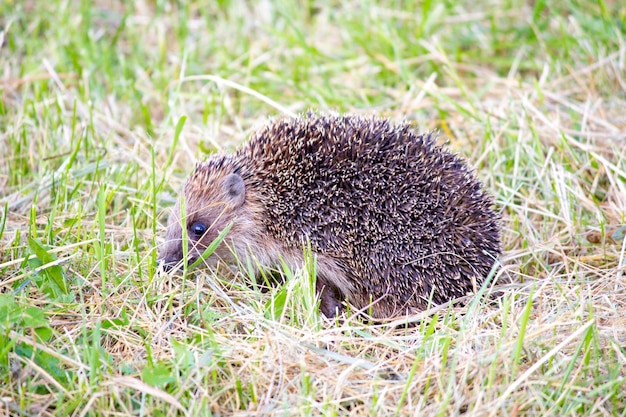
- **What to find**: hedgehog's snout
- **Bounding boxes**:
[158,242,184,271]
[158,255,180,271]
[158,248,200,272]
[159,223,186,271]
[158,204,188,271]
[158,257,174,272]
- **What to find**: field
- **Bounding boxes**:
[1,0,625,415]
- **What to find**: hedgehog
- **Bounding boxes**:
[159,113,501,319]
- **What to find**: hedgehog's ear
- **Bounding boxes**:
[222,173,246,207]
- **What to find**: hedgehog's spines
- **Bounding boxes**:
[161,112,501,318]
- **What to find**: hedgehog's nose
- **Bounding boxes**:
[158,257,179,272]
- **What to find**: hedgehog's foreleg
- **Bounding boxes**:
[316,275,344,318]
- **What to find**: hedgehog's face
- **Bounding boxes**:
[159,172,247,270]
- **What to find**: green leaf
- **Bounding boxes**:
[22,307,53,342]
[27,236,68,295]
[34,326,53,342]
[16,343,67,384]
[142,362,175,388]
[265,285,287,321]
[0,294,19,326]
[0,202,7,241]
[101,308,129,329]
[23,307,48,328]
[171,338,195,368]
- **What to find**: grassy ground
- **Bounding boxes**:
[1,0,625,415]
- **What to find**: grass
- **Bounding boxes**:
[1,0,625,415]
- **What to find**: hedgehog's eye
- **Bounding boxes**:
[189,222,208,237]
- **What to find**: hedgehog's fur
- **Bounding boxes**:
[160,113,501,319]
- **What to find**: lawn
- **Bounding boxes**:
[1,0,625,415]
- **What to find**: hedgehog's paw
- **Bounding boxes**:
[316,277,343,318]
[319,292,342,318]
